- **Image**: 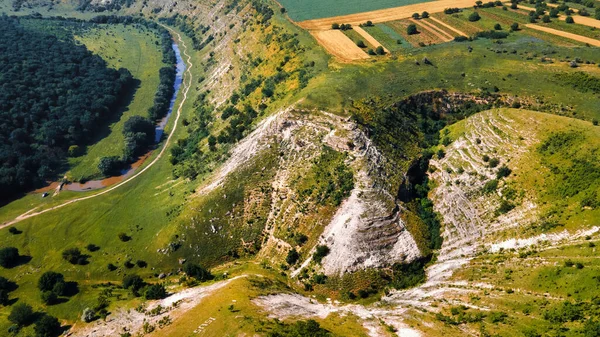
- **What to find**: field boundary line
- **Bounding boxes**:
[417,18,454,40]
[0,26,194,228]
[353,26,390,53]
[526,24,600,46]
[410,18,453,42]
[429,17,467,37]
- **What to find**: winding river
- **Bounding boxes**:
[49,42,186,193]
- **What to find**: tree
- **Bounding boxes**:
[123,274,144,293]
[412,12,420,19]
[208,135,217,151]
[145,283,167,300]
[376,46,385,55]
[41,291,58,305]
[313,245,330,264]
[422,11,430,18]
[184,263,213,281]
[118,232,131,242]
[34,314,62,337]
[331,23,340,29]
[356,40,366,48]
[62,248,85,265]
[0,289,9,306]
[0,247,20,268]
[8,303,34,326]
[494,23,502,30]
[511,22,520,31]
[566,16,575,23]
[542,15,551,23]
[38,272,65,293]
[286,249,299,265]
[407,24,418,35]
[365,20,373,26]
[98,156,123,176]
[469,12,481,21]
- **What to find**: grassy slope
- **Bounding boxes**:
[67,24,165,181]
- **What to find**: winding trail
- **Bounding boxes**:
[0,26,193,229]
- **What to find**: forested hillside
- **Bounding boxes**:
[0,15,134,201]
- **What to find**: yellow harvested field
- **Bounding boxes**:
[526,24,600,47]
[353,26,389,53]
[298,0,478,30]
[429,17,468,37]
[310,30,370,61]
[416,18,454,40]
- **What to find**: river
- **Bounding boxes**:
[45,42,186,193]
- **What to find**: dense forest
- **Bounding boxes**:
[0,15,134,201]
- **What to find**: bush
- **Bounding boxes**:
[86,244,100,252]
[488,158,500,168]
[483,180,499,194]
[286,249,299,265]
[407,24,418,35]
[123,274,144,293]
[494,23,502,30]
[62,248,86,265]
[313,245,330,264]
[475,30,509,39]
[510,22,519,31]
[136,260,147,268]
[422,11,430,18]
[145,284,167,300]
[34,314,61,337]
[356,40,366,48]
[41,291,58,305]
[8,227,20,235]
[8,303,34,326]
[412,12,420,19]
[118,233,131,242]
[0,247,20,268]
[107,263,117,271]
[542,15,551,23]
[496,166,512,179]
[81,308,95,323]
[331,23,339,29]
[184,263,212,281]
[469,12,481,22]
[376,46,385,55]
[566,16,575,23]
[98,156,123,176]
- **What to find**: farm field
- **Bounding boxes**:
[297,0,479,30]
[276,0,434,22]
[364,24,409,52]
[310,30,369,61]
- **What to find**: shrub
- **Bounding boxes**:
[510,22,520,31]
[8,227,20,235]
[488,158,500,168]
[566,16,575,23]
[98,156,123,176]
[81,308,95,323]
[356,40,366,48]
[294,234,308,246]
[122,274,144,293]
[34,314,61,337]
[496,166,512,179]
[475,30,509,39]
[183,263,213,281]
[0,247,20,268]
[136,260,147,268]
[286,249,299,265]
[118,233,131,242]
[375,46,385,55]
[407,24,418,35]
[412,12,420,19]
[62,248,85,265]
[86,244,100,252]
[331,23,339,30]
[422,11,430,18]
[8,303,34,326]
[367,48,376,55]
[483,180,499,194]
[469,12,481,22]
[41,291,58,305]
[542,15,551,23]
[313,245,330,264]
[145,284,167,300]
[107,263,117,271]
[494,23,502,30]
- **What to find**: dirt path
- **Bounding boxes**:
[428,17,467,37]
[353,26,389,53]
[298,0,478,30]
[0,27,194,229]
[310,30,370,61]
[526,24,600,46]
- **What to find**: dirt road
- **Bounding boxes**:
[0,27,194,229]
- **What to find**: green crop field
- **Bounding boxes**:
[277,0,434,21]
